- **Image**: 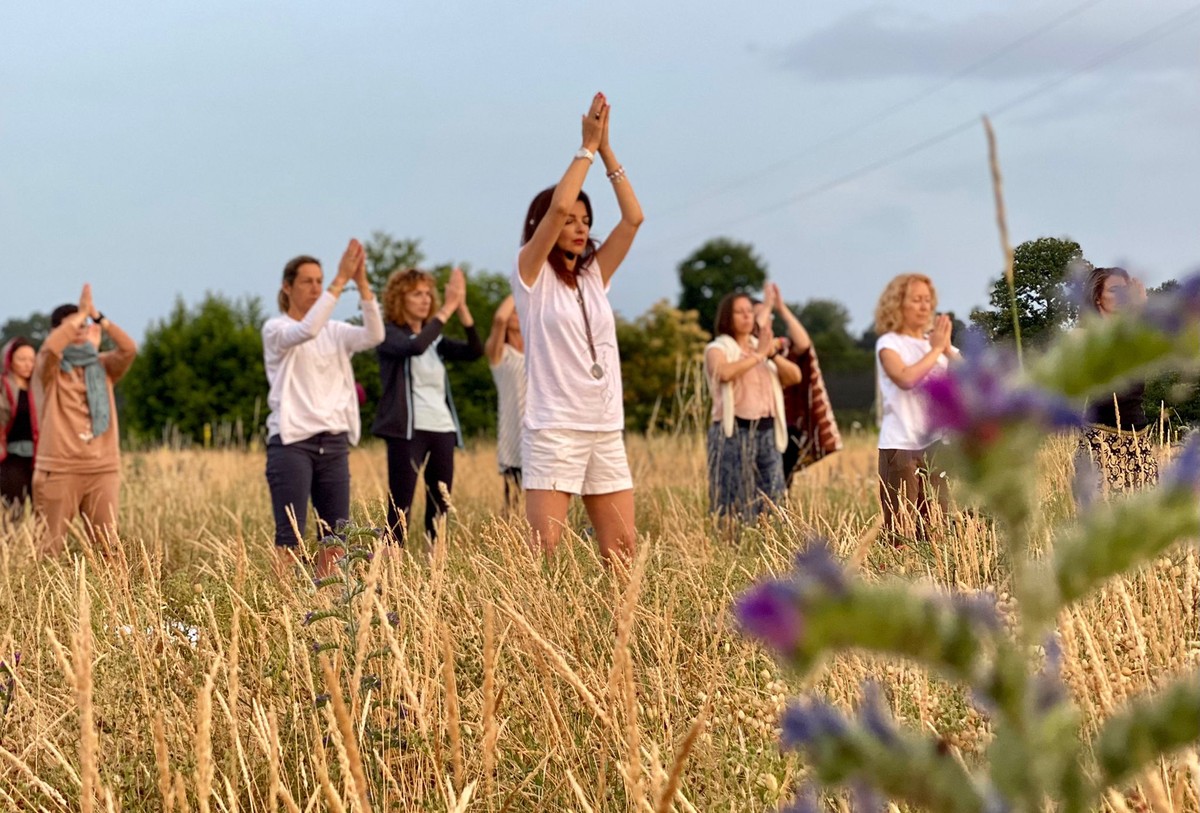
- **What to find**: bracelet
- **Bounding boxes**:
[93,312,107,325]
[607,165,626,184]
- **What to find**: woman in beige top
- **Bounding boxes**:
[703,288,800,524]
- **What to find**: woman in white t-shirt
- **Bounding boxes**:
[262,239,384,579]
[373,267,481,545]
[485,295,526,512]
[873,273,958,541]
[512,92,644,561]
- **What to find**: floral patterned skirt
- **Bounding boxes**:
[1074,425,1160,497]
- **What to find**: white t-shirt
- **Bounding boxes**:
[490,344,526,470]
[875,331,950,450]
[263,292,384,445]
[411,338,457,433]
[511,257,624,432]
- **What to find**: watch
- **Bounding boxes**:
[574,147,595,164]
[93,312,107,325]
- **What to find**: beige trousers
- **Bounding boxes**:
[32,469,121,557]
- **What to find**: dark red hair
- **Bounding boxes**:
[522,187,598,288]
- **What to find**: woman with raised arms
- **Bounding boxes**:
[513,93,644,562]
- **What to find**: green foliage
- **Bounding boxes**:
[970,237,1084,347]
[789,299,873,373]
[121,293,267,444]
[616,301,710,432]
[740,284,1200,811]
[677,237,767,333]
[0,311,52,347]
[364,231,424,291]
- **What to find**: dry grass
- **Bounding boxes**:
[0,432,1196,811]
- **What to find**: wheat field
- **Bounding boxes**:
[0,432,1196,811]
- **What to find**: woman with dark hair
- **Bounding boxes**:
[513,92,644,561]
[873,273,957,540]
[372,266,481,544]
[1075,266,1157,494]
[704,287,800,524]
[263,239,384,578]
[0,337,38,520]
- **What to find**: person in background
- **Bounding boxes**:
[373,267,482,544]
[1074,266,1157,496]
[32,284,138,556]
[0,337,38,522]
[486,295,526,513]
[873,273,958,542]
[513,92,644,561]
[263,240,383,579]
[762,282,842,488]
[704,287,801,526]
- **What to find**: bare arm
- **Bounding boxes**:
[592,104,644,285]
[706,344,771,384]
[517,94,607,288]
[485,295,516,365]
[773,353,802,388]
[878,317,952,390]
[769,283,812,353]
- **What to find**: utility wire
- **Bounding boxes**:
[641,2,1200,257]
[654,0,1107,220]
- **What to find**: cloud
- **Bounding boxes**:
[778,4,1200,82]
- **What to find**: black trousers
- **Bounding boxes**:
[0,454,34,520]
[265,433,350,548]
[385,431,456,543]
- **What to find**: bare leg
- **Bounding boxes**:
[582,489,636,563]
[525,489,572,554]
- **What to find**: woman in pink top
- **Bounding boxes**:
[512,92,644,561]
[704,289,800,524]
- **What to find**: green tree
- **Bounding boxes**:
[616,301,711,433]
[0,311,52,347]
[364,232,424,291]
[787,299,873,373]
[121,294,267,444]
[677,238,767,333]
[970,237,1085,347]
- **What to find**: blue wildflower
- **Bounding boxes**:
[1144,271,1200,334]
[780,698,848,750]
[1032,636,1067,713]
[951,592,1003,631]
[736,581,804,653]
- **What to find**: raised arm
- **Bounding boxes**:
[376,270,464,359]
[263,240,361,353]
[38,284,94,385]
[770,283,812,353]
[342,243,386,353]
[593,101,645,285]
[485,295,516,365]
[517,94,607,287]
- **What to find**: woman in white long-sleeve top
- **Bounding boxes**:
[262,239,384,578]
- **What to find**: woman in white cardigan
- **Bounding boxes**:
[703,288,800,524]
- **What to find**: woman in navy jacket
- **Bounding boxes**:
[373,267,482,543]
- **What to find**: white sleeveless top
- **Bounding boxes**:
[511,257,624,432]
[490,344,526,470]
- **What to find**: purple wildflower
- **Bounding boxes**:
[314,693,330,707]
[778,786,821,813]
[780,698,848,750]
[851,780,887,813]
[793,539,849,596]
[858,681,898,746]
[386,611,400,627]
[921,337,1080,451]
[951,592,1003,631]
[736,581,804,653]
[1161,433,1200,493]
[1032,636,1067,713]
[1071,454,1102,510]
[1144,271,1200,334]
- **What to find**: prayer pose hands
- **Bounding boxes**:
[581,93,608,153]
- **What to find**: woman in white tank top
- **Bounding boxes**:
[511,92,644,562]
[486,295,526,512]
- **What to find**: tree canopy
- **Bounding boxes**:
[970,236,1085,347]
[677,237,767,333]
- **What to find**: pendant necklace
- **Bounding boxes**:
[574,275,604,379]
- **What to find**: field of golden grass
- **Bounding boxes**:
[0,432,1196,811]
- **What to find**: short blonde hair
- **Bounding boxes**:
[874,273,937,335]
[382,268,440,326]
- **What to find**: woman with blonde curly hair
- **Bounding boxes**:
[873,273,958,541]
[373,267,481,544]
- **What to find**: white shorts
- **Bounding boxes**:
[522,428,634,495]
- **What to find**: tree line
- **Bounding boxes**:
[3,232,1196,444]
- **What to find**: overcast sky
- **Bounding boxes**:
[3,0,1198,338]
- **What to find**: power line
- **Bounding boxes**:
[654,0,1107,220]
[641,2,1200,257]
